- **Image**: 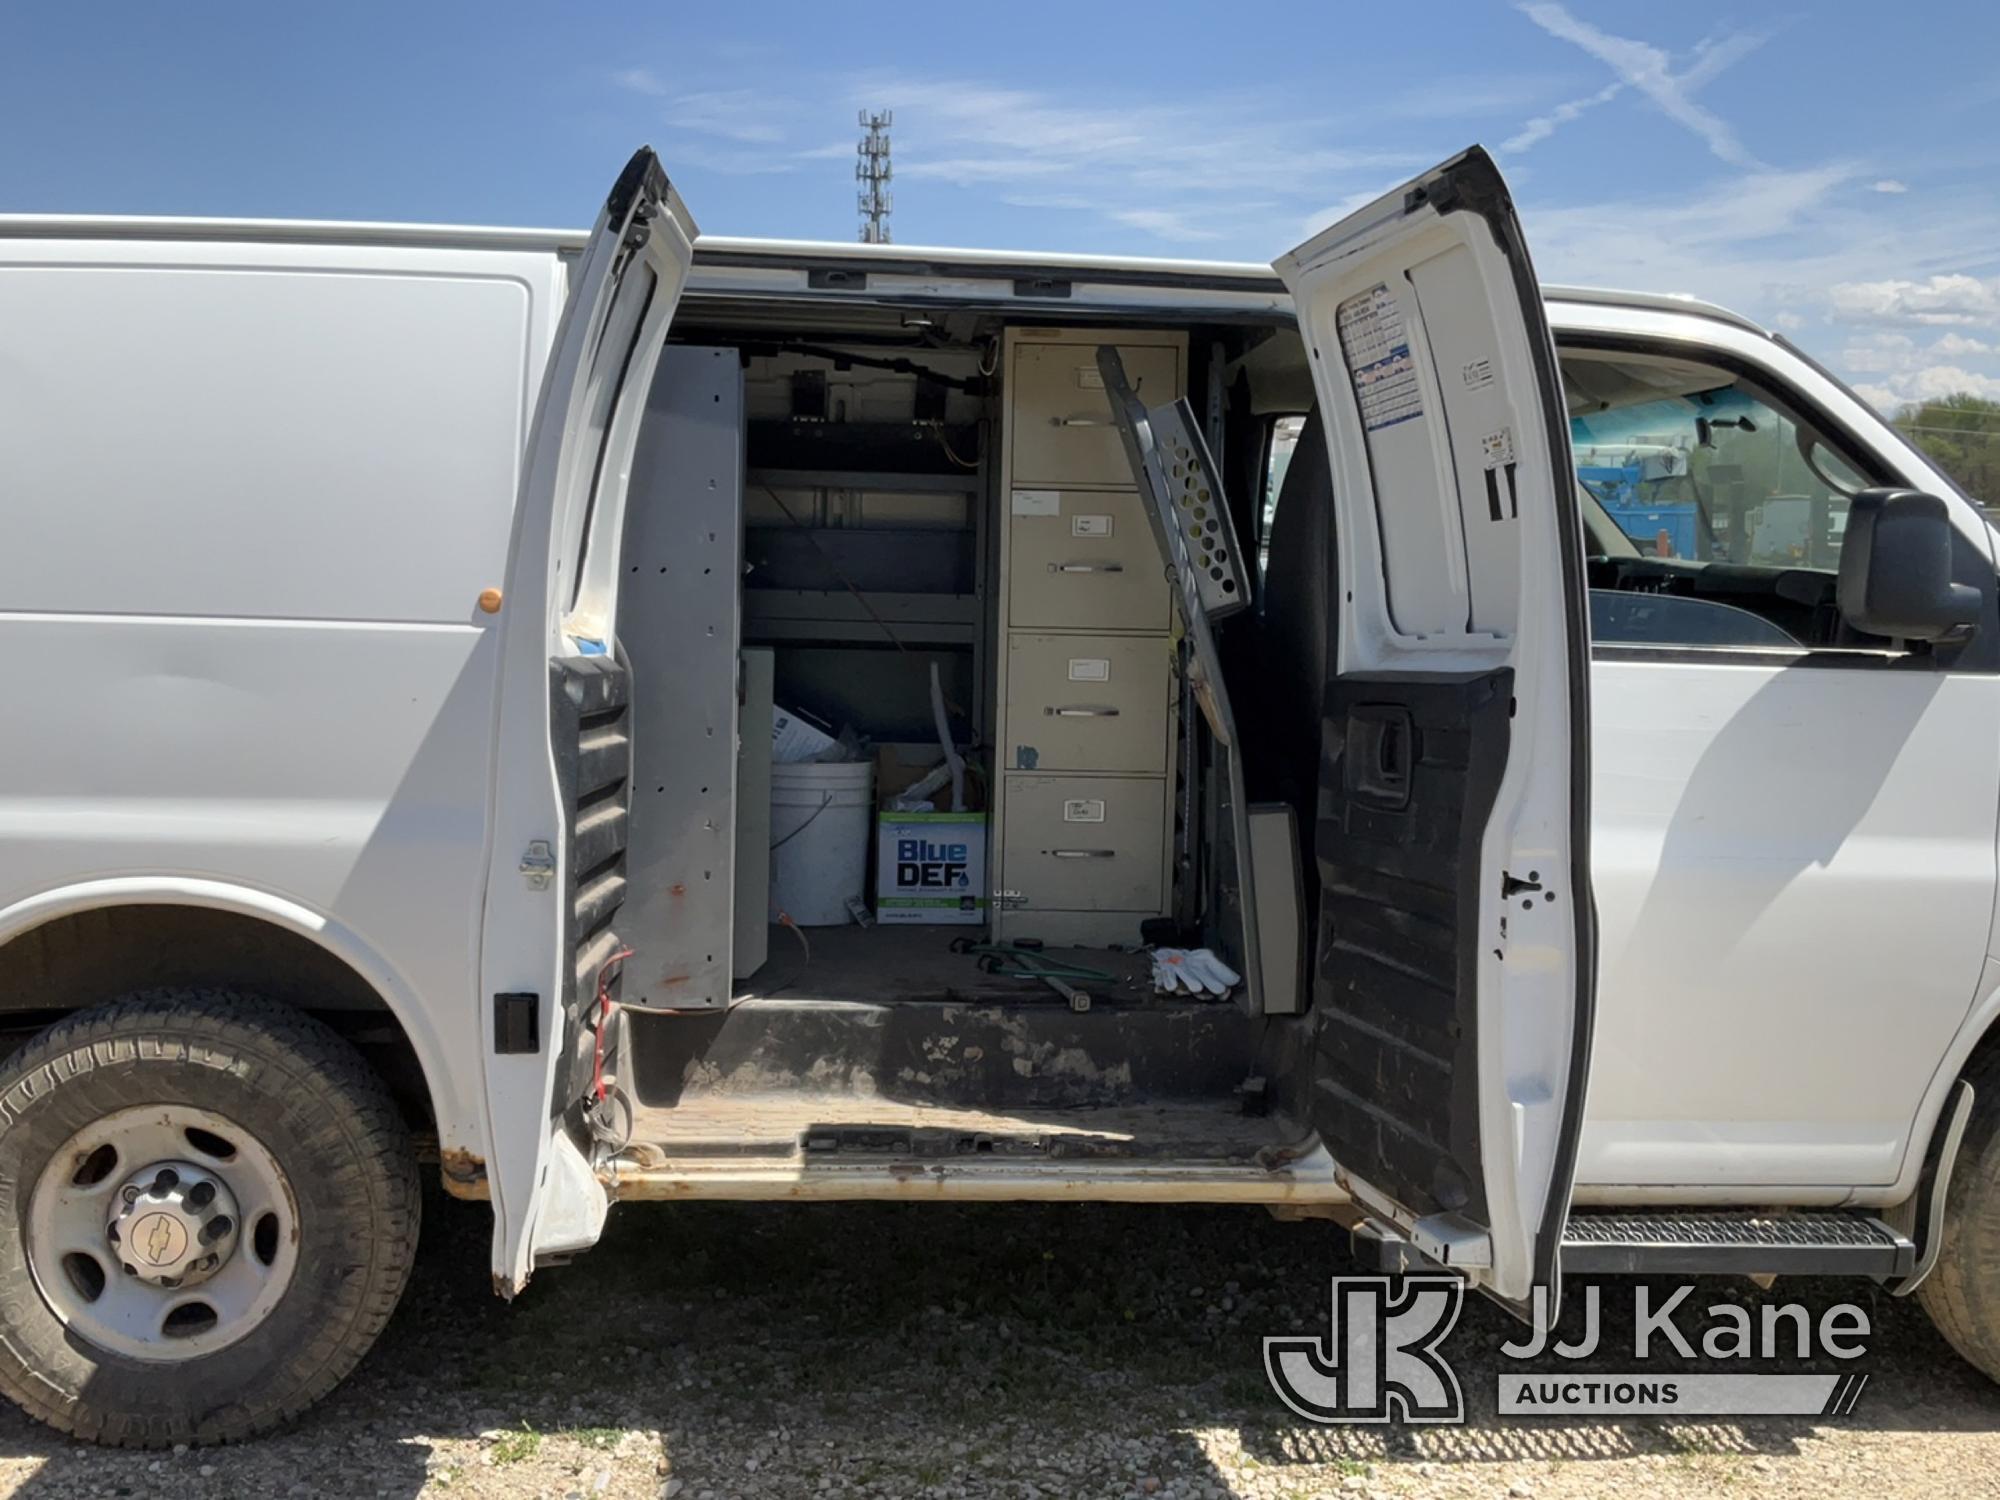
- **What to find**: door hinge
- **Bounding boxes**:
[519,840,557,890]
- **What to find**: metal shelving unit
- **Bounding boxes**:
[740,445,993,743]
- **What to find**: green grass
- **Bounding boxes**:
[569,1426,626,1452]
[491,1424,543,1465]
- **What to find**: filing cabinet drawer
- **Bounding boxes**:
[1004,633,1171,774]
[1000,775,1166,913]
[1010,342,1180,487]
[1006,487,1169,631]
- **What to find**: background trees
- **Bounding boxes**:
[1894,393,2000,504]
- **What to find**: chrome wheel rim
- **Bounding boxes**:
[26,1105,300,1361]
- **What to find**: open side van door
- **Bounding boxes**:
[1273,148,1594,1309]
[479,149,697,1295]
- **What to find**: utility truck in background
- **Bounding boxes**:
[2,146,1999,1446]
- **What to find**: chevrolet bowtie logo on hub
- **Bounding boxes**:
[132,1211,189,1268]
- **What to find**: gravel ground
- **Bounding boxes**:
[1,1189,1996,1499]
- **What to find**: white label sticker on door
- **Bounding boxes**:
[1011,489,1060,516]
[1062,798,1107,823]
[1337,283,1422,433]
[1067,658,1111,682]
[1481,427,1517,469]
[1074,368,1106,390]
[1071,514,1113,537]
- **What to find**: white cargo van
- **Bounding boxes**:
[3,146,1998,1445]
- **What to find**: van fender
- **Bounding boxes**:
[1889,957,2000,1205]
[0,875,486,1161]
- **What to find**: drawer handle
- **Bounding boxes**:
[1051,849,1116,859]
[1049,561,1125,574]
[1048,705,1120,718]
[1051,415,1110,428]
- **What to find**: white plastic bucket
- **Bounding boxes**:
[769,760,875,925]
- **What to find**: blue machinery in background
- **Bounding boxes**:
[1578,460,1701,558]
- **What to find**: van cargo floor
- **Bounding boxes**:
[739,923,1156,1006]
[620,1095,1289,1162]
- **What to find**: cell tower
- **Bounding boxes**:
[856,109,893,243]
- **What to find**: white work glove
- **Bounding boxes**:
[1151,947,1241,997]
[1185,948,1241,996]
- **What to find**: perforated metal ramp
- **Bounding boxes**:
[1563,1211,1915,1277]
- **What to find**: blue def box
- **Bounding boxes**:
[875,812,987,925]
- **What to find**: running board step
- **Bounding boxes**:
[1562,1211,1914,1278]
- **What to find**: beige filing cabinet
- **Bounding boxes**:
[1002,775,1168,913]
[1003,633,1172,775]
[1005,487,1171,632]
[992,327,1185,945]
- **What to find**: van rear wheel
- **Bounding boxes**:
[1919,1053,2000,1382]
[0,990,421,1446]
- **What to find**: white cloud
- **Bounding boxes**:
[612,67,668,98]
[1839,330,1998,373]
[1524,163,1858,294]
[1828,274,2000,328]
[1872,179,1910,194]
[611,74,806,147]
[657,89,790,145]
[659,143,802,177]
[833,77,1433,248]
[1501,81,1623,155]
[1370,75,1572,123]
[1828,332,2000,410]
[1107,209,1227,244]
[874,79,1421,198]
[1300,186,1402,240]
[1508,161,2000,408]
[1516,3,1766,166]
[1839,332,1917,373]
[1855,365,2000,411]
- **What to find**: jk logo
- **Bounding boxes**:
[1263,1276,1466,1424]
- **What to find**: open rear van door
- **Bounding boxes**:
[478,149,697,1294]
[1272,148,1594,1310]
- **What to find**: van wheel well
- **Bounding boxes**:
[0,905,433,1132]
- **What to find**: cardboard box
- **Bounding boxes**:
[875,811,987,925]
[873,742,985,813]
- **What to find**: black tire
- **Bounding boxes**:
[0,989,421,1446]
[1920,1050,2000,1381]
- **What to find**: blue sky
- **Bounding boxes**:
[5,2,1998,410]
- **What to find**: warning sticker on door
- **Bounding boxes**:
[1071,514,1113,537]
[1067,658,1111,682]
[1011,489,1060,516]
[1337,283,1422,433]
[1481,427,1517,469]
[1062,798,1107,823]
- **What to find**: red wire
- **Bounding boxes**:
[591,946,634,1102]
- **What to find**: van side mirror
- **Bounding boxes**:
[1836,488,1981,643]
